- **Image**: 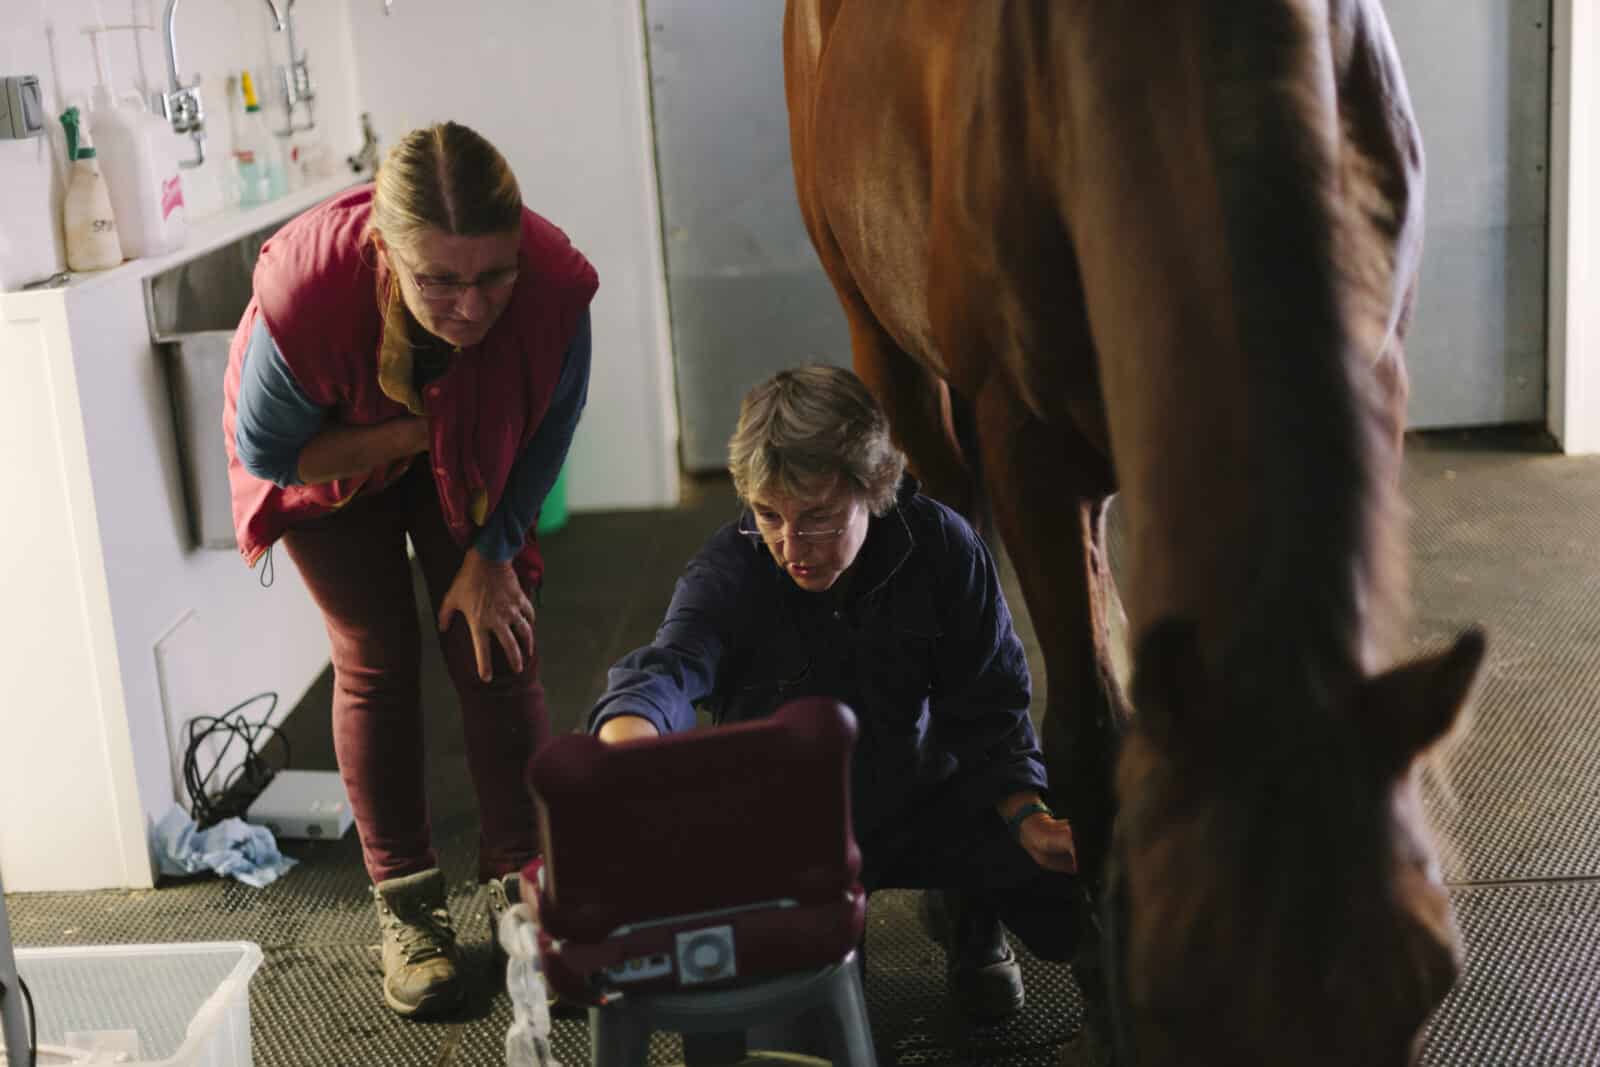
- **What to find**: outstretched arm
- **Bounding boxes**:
[589,531,754,739]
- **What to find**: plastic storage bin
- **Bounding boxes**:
[5,942,262,1067]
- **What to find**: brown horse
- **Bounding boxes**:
[784,2,1486,1064]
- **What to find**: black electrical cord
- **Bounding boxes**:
[181,692,290,829]
[12,971,36,1067]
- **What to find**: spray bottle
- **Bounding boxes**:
[59,106,124,271]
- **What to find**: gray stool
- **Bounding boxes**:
[588,952,877,1067]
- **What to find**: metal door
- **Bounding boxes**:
[645,1,850,471]
[649,2,1546,452]
[1384,1,1550,427]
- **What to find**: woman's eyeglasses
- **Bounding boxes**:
[396,257,519,304]
[736,511,850,544]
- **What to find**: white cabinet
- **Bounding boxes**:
[0,179,352,891]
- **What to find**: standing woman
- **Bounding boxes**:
[222,122,596,1017]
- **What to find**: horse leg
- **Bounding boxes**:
[973,371,1128,1049]
[974,372,1125,873]
[846,308,977,518]
[784,5,972,518]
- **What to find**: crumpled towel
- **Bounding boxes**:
[152,806,298,888]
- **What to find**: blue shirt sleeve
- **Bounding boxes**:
[928,512,1045,809]
[233,316,325,488]
[587,527,751,738]
[472,309,593,562]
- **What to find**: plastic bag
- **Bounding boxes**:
[499,901,562,1067]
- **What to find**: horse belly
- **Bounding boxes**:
[808,6,949,379]
[812,127,947,382]
[829,184,945,380]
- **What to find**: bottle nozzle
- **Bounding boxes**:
[60,106,82,160]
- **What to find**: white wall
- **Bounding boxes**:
[343,0,680,512]
[1550,0,1600,452]
[1,269,336,890]
[0,0,360,290]
[0,293,150,891]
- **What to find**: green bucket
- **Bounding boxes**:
[536,463,570,536]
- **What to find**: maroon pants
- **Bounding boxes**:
[281,463,546,884]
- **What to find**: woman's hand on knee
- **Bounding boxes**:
[438,547,536,681]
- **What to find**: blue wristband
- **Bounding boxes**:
[1005,800,1054,840]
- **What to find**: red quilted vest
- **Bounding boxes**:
[221,184,598,584]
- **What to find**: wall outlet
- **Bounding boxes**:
[0,76,44,140]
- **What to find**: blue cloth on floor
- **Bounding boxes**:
[153,806,298,888]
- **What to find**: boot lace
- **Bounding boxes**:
[381,897,456,965]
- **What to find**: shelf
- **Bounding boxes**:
[6,173,364,305]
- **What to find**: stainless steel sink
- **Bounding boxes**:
[145,222,285,550]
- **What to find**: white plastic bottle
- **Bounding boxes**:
[84,25,188,258]
[59,107,124,272]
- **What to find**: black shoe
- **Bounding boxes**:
[1062,935,1119,1066]
[1058,1022,1116,1067]
[922,889,1025,1022]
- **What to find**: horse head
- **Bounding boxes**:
[1108,620,1486,1066]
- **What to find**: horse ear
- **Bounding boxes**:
[1131,618,1209,746]
[1363,627,1487,771]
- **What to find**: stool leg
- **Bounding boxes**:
[820,960,878,1067]
[682,1030,749,1064]
[748,1006,825,1057]
[589,1003,651,1067]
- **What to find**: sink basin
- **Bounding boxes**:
[145,221,285,550]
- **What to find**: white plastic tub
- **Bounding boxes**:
[4,942,262,1066]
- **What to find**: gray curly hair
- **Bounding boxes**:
[728,365,907,516]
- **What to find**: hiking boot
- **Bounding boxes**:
[374,867,463,1018]
[922,889,1026,1022]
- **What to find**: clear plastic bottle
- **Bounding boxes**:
[234,71,284,206]
[498,902,563,1067]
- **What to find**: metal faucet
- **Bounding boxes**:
[158,0,204,167]
[347,112,381,175]
[273,0,318,136]
[158,0,290,167]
